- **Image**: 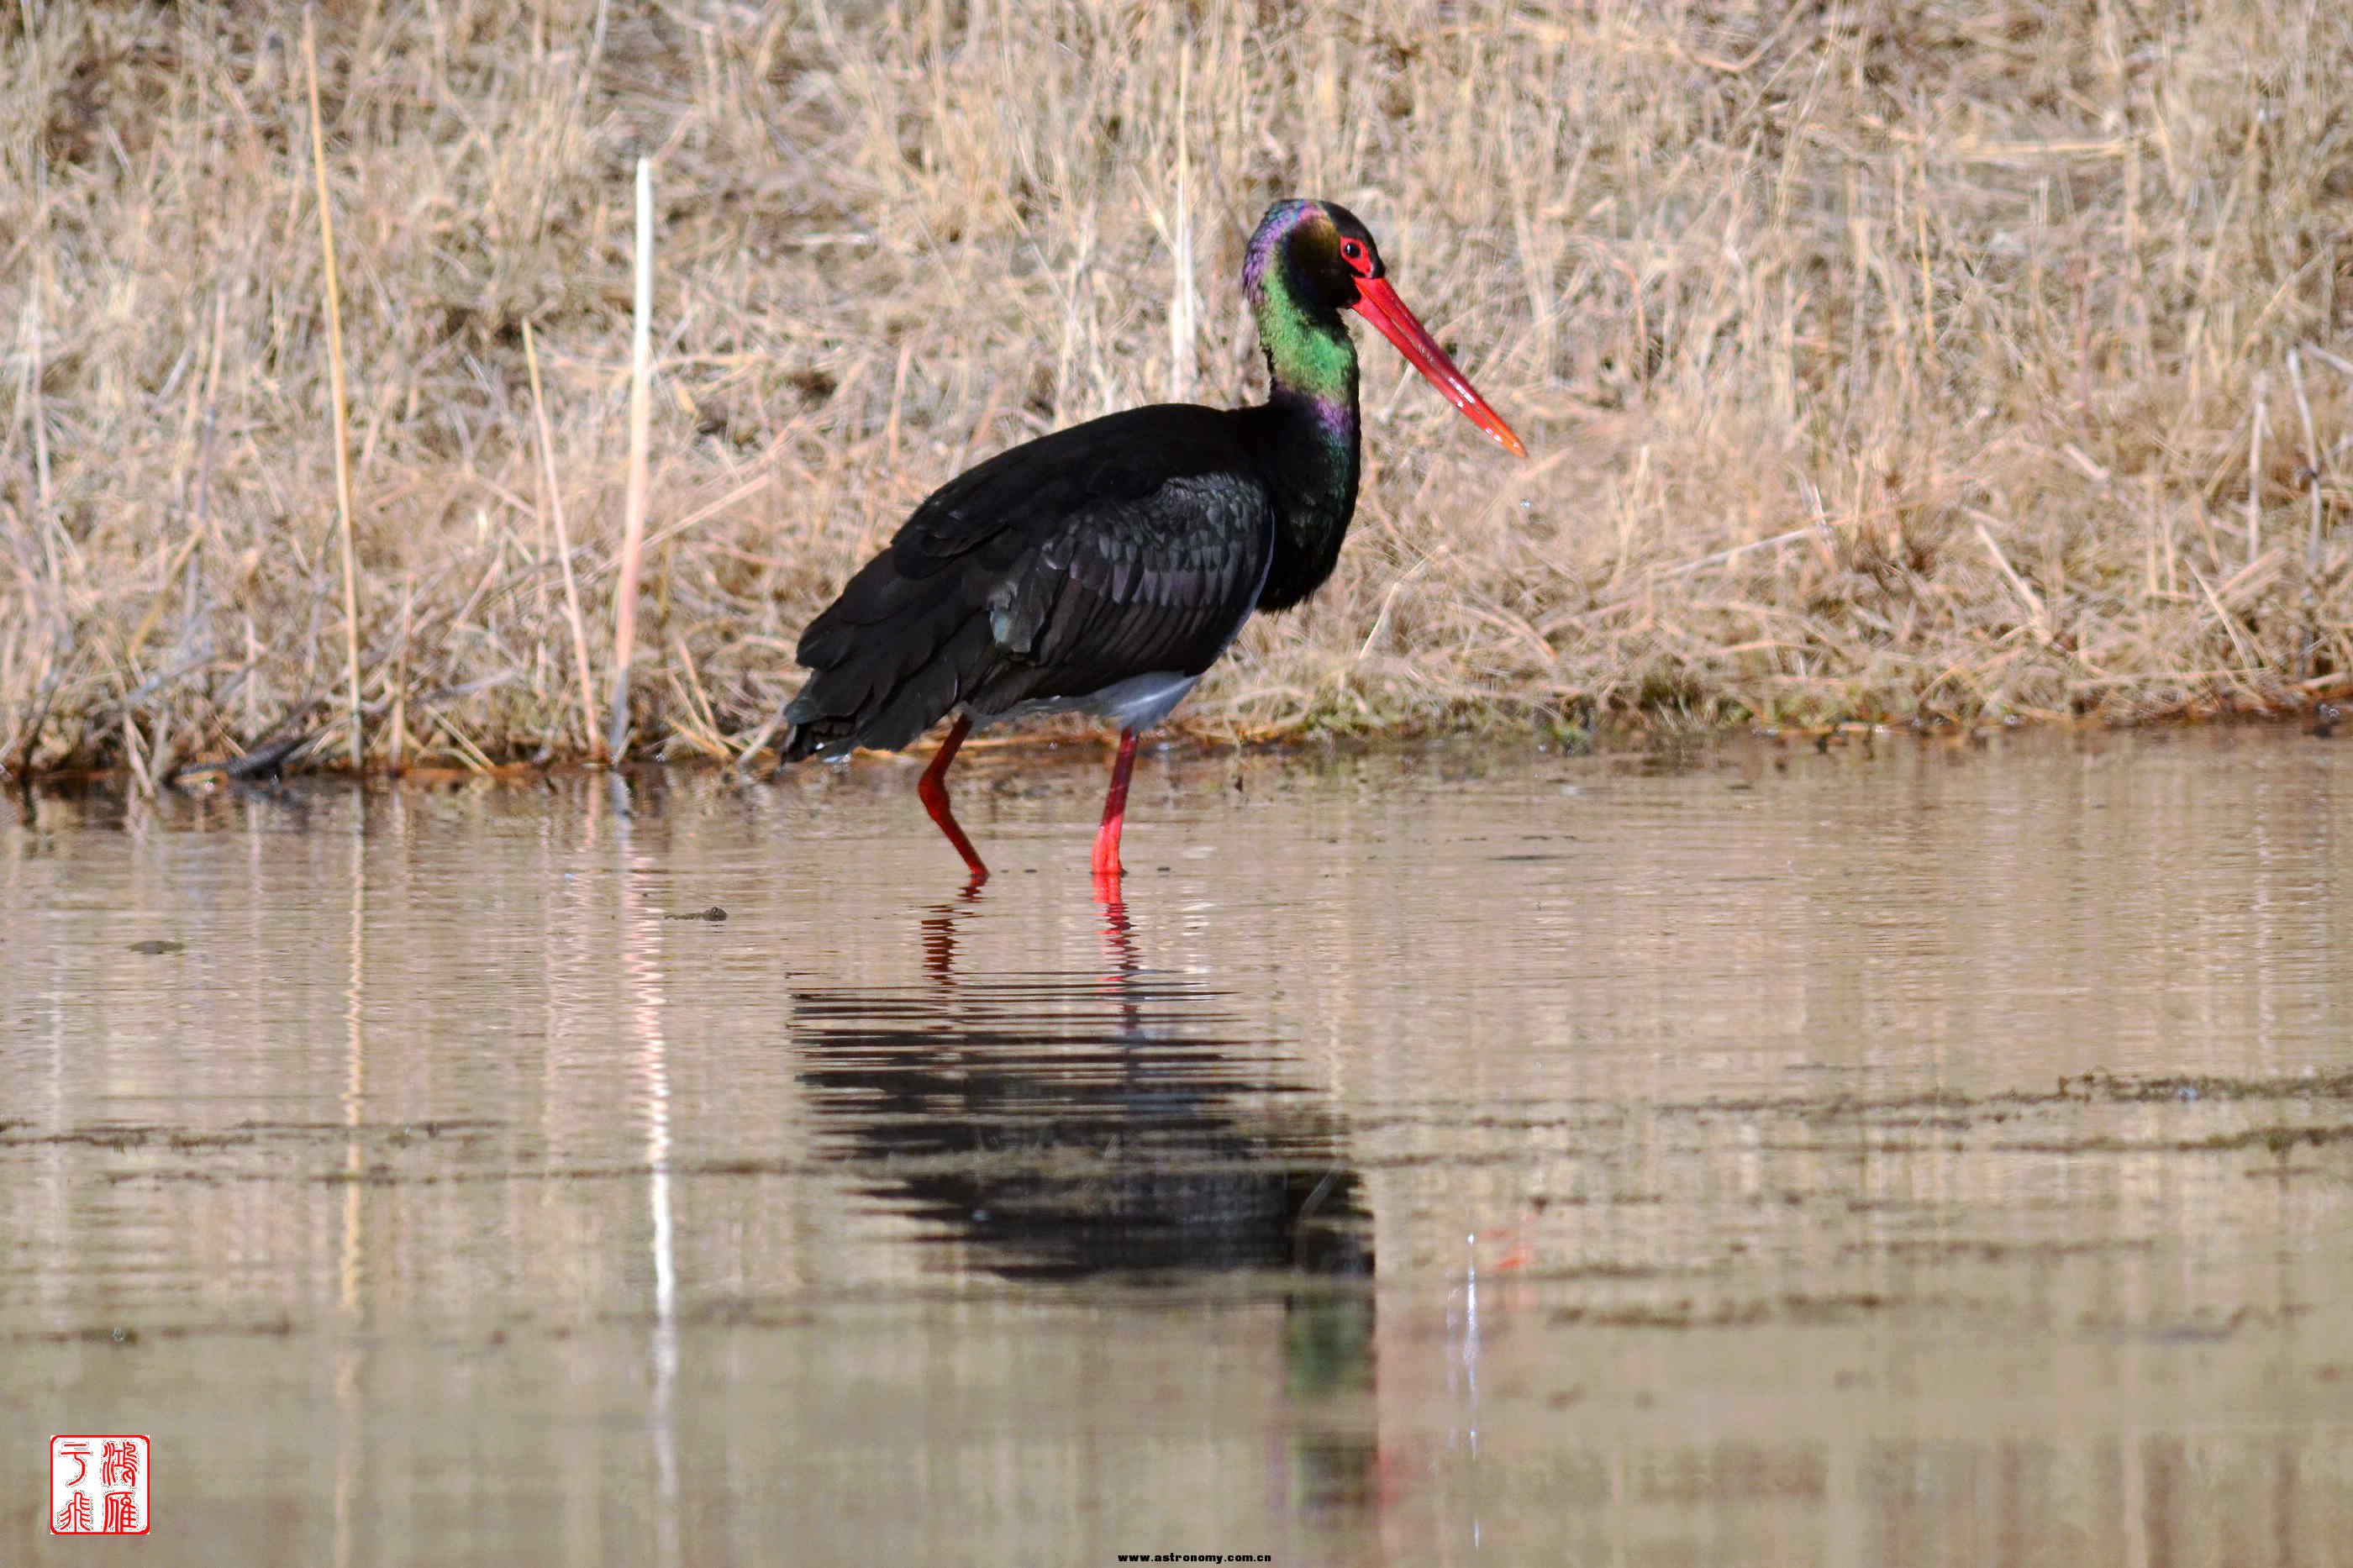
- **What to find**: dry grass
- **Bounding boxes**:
[4,0,2351,777]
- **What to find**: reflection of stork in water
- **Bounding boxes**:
[799,885,1387,1511]
[800,883,1371,1282]
[924,880,1140,1013]
[814,891,1525,1529]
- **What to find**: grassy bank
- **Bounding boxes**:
[4,0,2350,778]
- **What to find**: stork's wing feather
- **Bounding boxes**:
[975,473,1273,711]
[783,406,1276,759]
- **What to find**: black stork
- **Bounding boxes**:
[779,198,1524,882]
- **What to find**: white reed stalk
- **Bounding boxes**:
[607,156,655,760]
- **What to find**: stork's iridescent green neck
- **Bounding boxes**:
[1243,202,1360,447]
[1240,202,1364,611]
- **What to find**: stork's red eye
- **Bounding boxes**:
[1340,239,1370,272]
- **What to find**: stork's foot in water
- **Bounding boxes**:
[917,714,988,882]
[1090,729,1140,879]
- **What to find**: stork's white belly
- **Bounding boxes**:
[974,670,1203,734]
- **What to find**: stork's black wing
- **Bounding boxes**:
[782,405,1276,759]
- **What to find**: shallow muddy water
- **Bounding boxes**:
[6,728,2353,1565]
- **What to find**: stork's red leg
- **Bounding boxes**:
[1091,728,1140,880]
[917,713,987,882]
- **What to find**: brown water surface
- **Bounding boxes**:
[5,729,2353,1565]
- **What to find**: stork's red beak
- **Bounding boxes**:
[1350,277,1527,458]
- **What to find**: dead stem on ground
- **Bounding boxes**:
[2,1,2350,775]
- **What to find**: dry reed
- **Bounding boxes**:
[3,0,2350,776]
[524,319,603,760]
[607,154,655,760]
[298,6,363,771]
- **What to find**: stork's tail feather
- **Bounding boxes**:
[778,605,995,763]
